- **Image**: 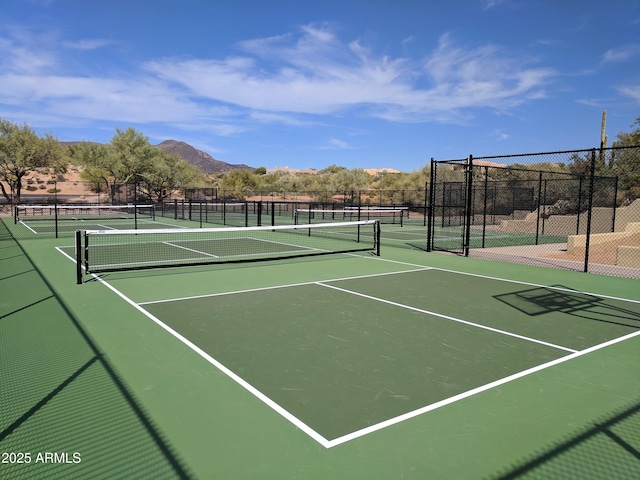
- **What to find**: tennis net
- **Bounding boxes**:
[15,204,156,237]
[75,219,380,283]
[15,204,155,222]
[295,208,404,226]
[160,200,255,227]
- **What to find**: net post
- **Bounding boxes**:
[376,220,381,256]
[54,202,59,238]
[84,231,90,274]
[75,230,83,284]
[222,200,227,225]
[14,205,17,224]
[257,201,263,227]
[271,201,275,227]
[244,201,249,227]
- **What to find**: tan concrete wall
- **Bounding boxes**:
[499,198,640,236]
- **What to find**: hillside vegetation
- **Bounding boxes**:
[1,119,639,205]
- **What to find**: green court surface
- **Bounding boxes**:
[1,215,640,479]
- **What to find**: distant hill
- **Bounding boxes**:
[61,139,252,175]
[156,140,252,174]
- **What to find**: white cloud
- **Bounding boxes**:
[62,38,115,50]
[327,137,350,149]
[0,23,557,134]
[0,72,236,126]
[484,0,507,10]
[145,26,554,122]
[490,129,509,140]
[249,111,313,126]
[603,44,640,63]
[618,85,640,103]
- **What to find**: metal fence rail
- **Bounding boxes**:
[427,147,639,278]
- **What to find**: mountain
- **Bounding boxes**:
[156,140,253,174]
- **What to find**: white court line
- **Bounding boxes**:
[316,282,578,353]
[56,246,640,449]
[19,221,38,234]
[89,272,334,449]
[162,241,220,258]
[351,254,640,305]
[93,267,640,450]
[138,267,433,305]
[326,327,640,448]
[429,266,640,305]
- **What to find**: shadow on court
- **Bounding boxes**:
[493,397,640,479]
[494,285,640,329]
[0,220,192,479]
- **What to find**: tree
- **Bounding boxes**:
[610,116,640,202]
[73,127,192,204]
[109,127,155,185]
[74,142,114,195]
[0,119,64,203]
[220,169,258,199]
[138,149,203,203]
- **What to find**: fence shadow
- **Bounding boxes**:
[494,285,640,329]
[0,220,192,479]
[492,398,640,479]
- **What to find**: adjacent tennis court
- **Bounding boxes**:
[2,213,640,479]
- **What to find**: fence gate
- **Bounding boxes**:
[427,157,472,255]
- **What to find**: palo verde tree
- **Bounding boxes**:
[220,168,259,199]
[109,127,156,186]
[73,127,206,203]
[0,119,65,203]
[138,148,203,203]
[74,141,114,196]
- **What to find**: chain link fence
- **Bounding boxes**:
[428,147,640,278]
[3,145,638,277]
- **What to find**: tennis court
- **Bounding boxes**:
[1,213,640,479]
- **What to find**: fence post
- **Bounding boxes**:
[535,172,542,245]
[583,149,597,273]
[463,155,473,257]
[576,176,583,235]
[427,159,436,251]
[611,176,618,232]
[482,167,488,248]
[423,181,429,227]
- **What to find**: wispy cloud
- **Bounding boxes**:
[603,44,640,63]
[326,137,351,149]
[0,27,58,74]
[0,22,557,135]
[618,85,640,103]
[62,38,115,50]
[484,0,507,10]
[249,111,313,126]
[145,26,555,123]
[490,129,509,140]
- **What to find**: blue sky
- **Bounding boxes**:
[1,0,639,172]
